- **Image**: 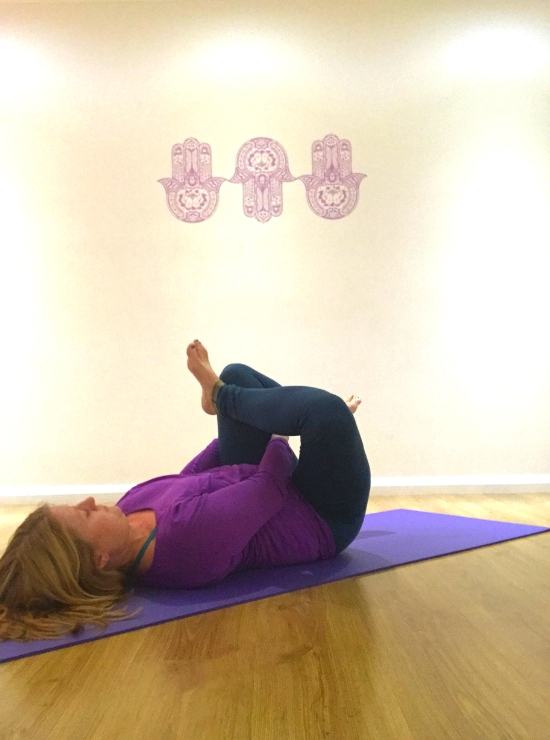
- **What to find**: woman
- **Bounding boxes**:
[0,340,370,641]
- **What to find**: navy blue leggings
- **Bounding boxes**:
[216,364,371,553]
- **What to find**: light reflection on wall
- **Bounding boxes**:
[440,144,550,406]
[0,172,42,451]
[189,34,303,81]
[0,37,52,454]
[442,25,550,81]
[0,36,52,103]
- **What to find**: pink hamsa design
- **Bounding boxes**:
[159,138,226,223]
[229,138,296,223]
[299,135,366,219]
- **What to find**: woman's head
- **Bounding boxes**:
[0,504,136,642]
[51,497,133,570]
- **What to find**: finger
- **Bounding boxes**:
[324,136,339,176]
[172,143,185,180]
[199,143,213,182]
[338,138,352,178]
[311,139,325,179]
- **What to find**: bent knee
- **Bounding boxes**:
[306,392,351,428]
[319,392,349,418]
[219,363,253,384]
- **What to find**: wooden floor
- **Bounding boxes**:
[1,495,549,740]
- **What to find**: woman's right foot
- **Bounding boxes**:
[345,395,362,414]
[186,340,220,415]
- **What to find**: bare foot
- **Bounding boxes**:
[345,394,362,414]
[186,339,220,415]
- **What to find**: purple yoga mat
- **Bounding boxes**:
[1,509,548,664]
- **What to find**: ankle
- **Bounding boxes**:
[212,379,225,406]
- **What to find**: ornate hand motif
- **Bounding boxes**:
[158,138,226,223]
[299,135,366,219]
[229,138,296,223]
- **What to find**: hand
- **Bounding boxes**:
[159,138,226,223]
[299,134,365,219]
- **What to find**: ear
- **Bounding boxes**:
[95,551,110,570]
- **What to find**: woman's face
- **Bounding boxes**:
[49,497,130,568]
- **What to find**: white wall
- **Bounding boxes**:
[1,0,549,494]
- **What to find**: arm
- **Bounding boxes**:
[187,438,294,558]
[259,436,294,480]
[179,439,221,475]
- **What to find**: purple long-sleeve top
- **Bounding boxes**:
[116,437,337,589]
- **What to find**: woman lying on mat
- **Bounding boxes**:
[0,340,370,641]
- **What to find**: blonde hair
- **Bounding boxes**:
[0,505,139,642]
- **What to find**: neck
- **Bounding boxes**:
[111,512,156,571]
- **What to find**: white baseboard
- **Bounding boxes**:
[371,475,550,496]
[0,475,549,505]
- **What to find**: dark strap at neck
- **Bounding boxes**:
[126,527,156,577]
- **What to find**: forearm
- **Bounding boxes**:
[260,437,294,479]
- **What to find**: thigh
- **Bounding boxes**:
[217,364,298,468]
[291,404,371,524]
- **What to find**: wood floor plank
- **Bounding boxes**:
[0,495,549,740]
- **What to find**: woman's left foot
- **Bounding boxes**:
[186,340,220,415]
[345,395,362,414]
